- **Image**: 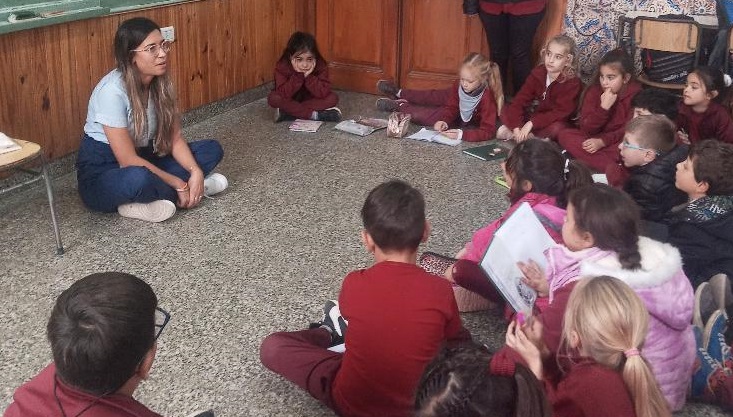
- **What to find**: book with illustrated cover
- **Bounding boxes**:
[463,142,510,161]
[334,117,388,137]
[479,202,556,314]
[406,128,461,146]
[289,119,324,133]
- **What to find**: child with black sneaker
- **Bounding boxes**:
[260,180,471,417]
[267,31,341,123]
[3,272,213,417]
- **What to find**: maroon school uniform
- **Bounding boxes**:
[479,0,547,15]
[267,58,338,119]
[3,364,162,417]
[677,101,733,144]
[501,65,583,139]
[400,81,499,142]
[558,81,642,172]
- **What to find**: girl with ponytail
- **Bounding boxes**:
[375,52,504,142]
[516,184,694,412]
[415,343,550,417]
[507,276,671,417]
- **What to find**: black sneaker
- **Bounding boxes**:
[376,98,400,112]
[274,108,296,123]
[185,410,214,417]
[376,79,400,98]
[309,300,348,345]
[317,107,342,122]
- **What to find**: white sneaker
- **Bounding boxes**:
[117,200,176,223]
[204,173,228,197]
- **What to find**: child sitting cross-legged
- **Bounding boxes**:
[260,180,471,417]
[610,115,688,224]
[667,140,733,287]
[3,272,213,417]
[506,276,672,417]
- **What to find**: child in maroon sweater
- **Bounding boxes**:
[677,66,733,145]
[375,52,503,142]
[497,35,583,142]
[267,32,341,123]
[260,180,471,417]
[557,49,641,172]
[3,273,211,417]
[506,276,671,417]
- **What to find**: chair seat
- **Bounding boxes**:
[638,74,686,90]
[0,139,42,171]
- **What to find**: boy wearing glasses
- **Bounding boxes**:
[3,272,210,417]
[610,115,688,224]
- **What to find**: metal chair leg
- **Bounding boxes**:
[40,156,64,255]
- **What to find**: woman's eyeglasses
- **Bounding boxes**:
[132,40,173,57]
[155,307,170,340]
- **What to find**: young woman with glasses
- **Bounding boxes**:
[76,17,227,223]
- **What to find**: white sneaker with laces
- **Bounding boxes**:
[117,200,176,223]
[204,173,228,197]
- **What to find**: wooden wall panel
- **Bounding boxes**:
[0,0,309,160]
[314,0,399,93]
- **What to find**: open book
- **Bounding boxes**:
[479,202,556,314]
[289,119,324,133]
[0,132,21,155]
[406,128,461,146]
[334,117,389,137]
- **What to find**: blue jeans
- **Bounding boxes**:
[76,135,224,212]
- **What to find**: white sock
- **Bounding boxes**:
[311,111,319,120]
[396,89,402,98]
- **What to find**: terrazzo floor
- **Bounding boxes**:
[0,91,727,416]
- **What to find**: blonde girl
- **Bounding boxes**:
[498,34,582,142]
[507,276,671,417]
[375,52,504,142]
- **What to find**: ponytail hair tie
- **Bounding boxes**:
[724,73,732,88]
[624,348,640,358]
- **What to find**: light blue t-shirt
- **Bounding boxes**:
[84,69,157,147]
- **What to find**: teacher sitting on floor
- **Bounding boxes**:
[76,17,226,223]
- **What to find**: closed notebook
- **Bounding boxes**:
[463,143,509,161]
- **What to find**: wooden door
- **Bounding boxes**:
[399,0,488,90]
[314,0,399,93]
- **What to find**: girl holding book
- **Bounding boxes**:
[375,52,503,142]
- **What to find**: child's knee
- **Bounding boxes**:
[267,92,285,108]
[260,332,287,368]
[324,92,339,108]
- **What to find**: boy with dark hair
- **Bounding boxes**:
[608,115,688,223]
[3,272,212,417]
[669,140,733,287]
[630,88,679,120]
[260,180,471,417]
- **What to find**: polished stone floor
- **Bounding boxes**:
[0,91,726,416]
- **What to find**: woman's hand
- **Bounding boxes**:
[434,121,449,132]
[506,320,543,379]
[185,168,205,208]
[518,260,549,297]
[600,88,618,110]
[581,138,606,154]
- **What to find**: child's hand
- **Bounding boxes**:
[506,320,543,379]
[600,88,618,110]
[434,121,449,132]
[441,129,462,140]
[517,260,549,297]
[678,130,690,145]
[512,127,522,140]
[581,138,606,154]
[516,121,533,142]
[304,65,315,77]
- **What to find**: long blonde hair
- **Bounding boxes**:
[462,52,505,112]
[561,276,671,417]
[540,34,579,81]
[114,18,178,156]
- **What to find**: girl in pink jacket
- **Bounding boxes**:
[519,184,695,411]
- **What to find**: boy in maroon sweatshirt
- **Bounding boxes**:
[260,180,471,417]
[3,273,212,417]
